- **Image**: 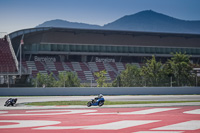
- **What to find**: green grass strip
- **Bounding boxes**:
[25,100,200,106]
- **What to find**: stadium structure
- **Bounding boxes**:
[0,27,200,85]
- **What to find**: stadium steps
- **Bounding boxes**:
[104,62,113,72]
[115,62,125,72]
[26,61,37,71]
[62,62,71,71]
[109,62,118,72]
[45,62,56,71]
[26,61,37,77]
[84,71,94,81]
[96,62,105,71]
[54,62,65,76]
[105,73,111,81]
[91,62,111,81]
[37,61,48,75]
[38,70,48,75]
[106,62,118,74]
[88,62,99,72]
[108,71,116,80]
[65,62,74,71]
[0,38,18,73]
[55,62,64,71]
[80,62,90,71]
[71,62,82,71]
[41,62,58,80]
[76,71,86,81]
[35,61,45,71]
[82,62,95,81]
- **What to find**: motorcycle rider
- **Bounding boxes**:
[4,98,17,106]
[87,94,105,107]
[93,94,103,103]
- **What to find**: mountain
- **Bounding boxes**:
[103,10,200,34]
[37,10,200,34]
[37,19,101,29]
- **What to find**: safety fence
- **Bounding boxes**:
[0,87,200,96]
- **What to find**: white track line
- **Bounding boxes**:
[133,131,183,133]
[153,120,200,130]
[35,120,160,130]
[1,110,97,116]
[0,111,8,114]
[83,120,160,130]
[0,120,60,129]
[84,108,179,115]
[183,109,200,114]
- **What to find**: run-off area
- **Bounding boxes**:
[0,106,200,133]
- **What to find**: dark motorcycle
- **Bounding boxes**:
[4,98,17,107]
[87,97,105,107]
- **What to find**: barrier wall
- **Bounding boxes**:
[0,87,200,96]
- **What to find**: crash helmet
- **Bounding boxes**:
[98,94,103,98]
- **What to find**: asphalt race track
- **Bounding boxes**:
[0,95,200,133]
[0,106,200,133]
[1,95,200,105]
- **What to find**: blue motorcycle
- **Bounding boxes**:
[87,97,105,107]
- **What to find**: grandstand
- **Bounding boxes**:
[0,27,200,85]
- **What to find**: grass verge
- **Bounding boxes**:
[25,100,200,106]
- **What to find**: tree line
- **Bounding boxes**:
[33,52,199,87]
[112,52,197,87]
[32,71,80,87]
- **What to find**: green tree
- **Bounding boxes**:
[94,70,107,87]
[32,71,80,87]
[33,73,44,87]
[33,72,56,87]
[57,71,80,87]
[112,75,122,87]
[166,52,192,86]
[47,73,56,87]
[141,56,165,86]
[119,64,142,87]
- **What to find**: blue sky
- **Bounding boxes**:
[0,0,200,33]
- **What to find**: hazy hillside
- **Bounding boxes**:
[37,10,200,34]
[103,10,200,34]
[37,19,101,29]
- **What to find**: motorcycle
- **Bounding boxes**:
[87,97,105,107]
[4,98,17,107]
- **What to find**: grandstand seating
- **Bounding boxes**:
[55,62,64,71]
[108,71,116,80]
[109,62,118,71]
[71,62,82,71]
[21,61,130,82]
[76,71,87,81]
[88,62,99,71]
[0,38,17,73]
[79,62,89,71]
[84,71,94,80]
[65,62,74,71]
[115,62,126,72]
[96,62,106,71]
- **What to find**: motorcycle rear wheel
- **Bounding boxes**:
[98,101,104,107]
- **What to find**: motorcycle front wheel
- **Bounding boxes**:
[5,102,11,107]
[87,102,92,107]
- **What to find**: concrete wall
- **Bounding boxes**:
[0,87,200,96]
